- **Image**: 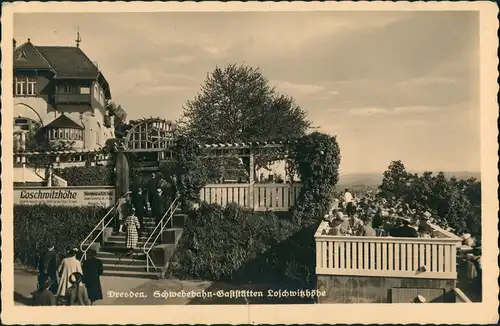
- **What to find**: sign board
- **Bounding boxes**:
[14,186,116,207]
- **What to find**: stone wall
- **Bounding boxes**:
[317,274,456,303]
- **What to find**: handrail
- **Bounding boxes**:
[142,196,180,272]
[79,200,120,261]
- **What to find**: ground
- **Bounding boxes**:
[14,265,313,305]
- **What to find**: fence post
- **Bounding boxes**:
[248,149,255,209]
[100,219,105,247]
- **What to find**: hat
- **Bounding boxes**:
[69,272,83,285]
[412,295,426,303]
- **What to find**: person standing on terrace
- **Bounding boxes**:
[343,188,355,216]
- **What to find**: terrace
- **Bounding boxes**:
[314,220,465,303]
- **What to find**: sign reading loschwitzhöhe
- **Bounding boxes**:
[14,186,116,207]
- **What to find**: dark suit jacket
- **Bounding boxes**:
[131,193,147,216]
[33,289,56,306]
[391,226,418,238]
[39,250,58,283]
[152,193,168,217]
[83,257,104,302]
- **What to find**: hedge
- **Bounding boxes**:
[14,205,107,268]
[167,203,319,287]
[56,166,115,186]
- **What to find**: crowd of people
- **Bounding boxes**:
[114,172,178,255]
[322,188,443,238]
[34,246,103,306]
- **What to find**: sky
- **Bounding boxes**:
[13,11,480,174]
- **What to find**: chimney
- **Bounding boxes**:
[92,61,99,69]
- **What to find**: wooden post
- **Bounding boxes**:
[249,148,255,209]
[115,150,130,200]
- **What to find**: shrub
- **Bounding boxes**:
[56,166,115,186]
[14,205,107,268]
[167,203,318,285]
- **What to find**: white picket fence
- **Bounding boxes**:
[200,183,301,211]
[314,221,461,280]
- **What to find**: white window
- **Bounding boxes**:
[80,87,91,94]
[15,78,25,96]
[26,78,36,95]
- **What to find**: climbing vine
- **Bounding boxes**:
[288,132,342,224]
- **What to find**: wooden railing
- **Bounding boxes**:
[315,221,460,280]
[200,183,301,211]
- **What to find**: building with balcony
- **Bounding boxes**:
[13,36,115,152]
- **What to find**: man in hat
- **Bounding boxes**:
[390,217,418,238]
[146,173,160,207]
[38,240,59,294]
[131,188,148,235]
[151,188,168,226]
[32,279,56,306]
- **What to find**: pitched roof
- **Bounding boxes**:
[13,40,112,99]
[13,42,53,70]
[44,114,84,130]
[35,46,99,79]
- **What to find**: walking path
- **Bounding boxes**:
[14,265,312,305]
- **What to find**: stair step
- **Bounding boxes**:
[102,270,159,279]
[103,263,152,272]
[107,236,149,242]
[99,256,148,266]
[104,240,149,248]
[99,247,145,254]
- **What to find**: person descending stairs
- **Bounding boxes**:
[82,183,185,279]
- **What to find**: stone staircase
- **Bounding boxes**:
[87,208,187,279]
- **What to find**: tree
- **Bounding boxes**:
[378,160,482,236]
[178,64,312,173]
[106,100,128,137]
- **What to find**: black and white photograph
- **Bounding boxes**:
[2,1,498,324]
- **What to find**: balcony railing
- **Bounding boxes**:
[314,221,462,280]
[54,93,91,105]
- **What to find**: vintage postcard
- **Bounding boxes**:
[1,1,498,324]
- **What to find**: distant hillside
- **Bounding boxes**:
[338,171,481,187]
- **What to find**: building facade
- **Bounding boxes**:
[13,38,115,151]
